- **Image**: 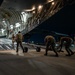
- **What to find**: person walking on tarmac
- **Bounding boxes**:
[58,37,74,56]
[44,35,58,57]
[15,31,24,53]
[12,33,15,49]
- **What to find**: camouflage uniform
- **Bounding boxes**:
[44,35,58,57]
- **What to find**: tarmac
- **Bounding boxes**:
[0,48,75,75]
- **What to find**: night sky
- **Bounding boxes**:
[53,3,75,34]
[40,3,75,35]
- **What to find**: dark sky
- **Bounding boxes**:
[47,3,75,34]
[52,3,75,34]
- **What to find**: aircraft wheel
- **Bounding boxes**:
[36,47,41,52]
[24,47,28,52]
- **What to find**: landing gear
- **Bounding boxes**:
[36,47,41,52]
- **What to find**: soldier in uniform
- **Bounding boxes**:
[15,31,24,53]
[12,34,15,49]
[44,35,58,57]
[58,37,74,56]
